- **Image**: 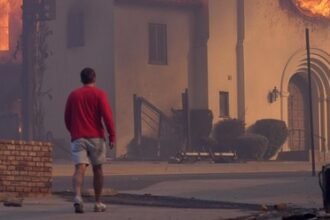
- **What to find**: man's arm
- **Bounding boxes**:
[100,92,116,145]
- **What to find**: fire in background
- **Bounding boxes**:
[0,0,9,51]
[0,0,22,62]
[294,0,330,18]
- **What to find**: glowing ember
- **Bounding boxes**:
[0,0,9,51]
[294,0,330,18]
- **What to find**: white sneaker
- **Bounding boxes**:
[94,202,106,212]
[73,196,84,214]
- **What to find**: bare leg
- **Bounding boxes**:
[92,165,103,203]
[73,164,88,199]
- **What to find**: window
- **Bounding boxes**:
[219,91,229,118]
[67,11,85,48]
[0,0,9,51]
[148,23,167,65]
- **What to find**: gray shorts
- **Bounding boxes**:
[70,138,106,166]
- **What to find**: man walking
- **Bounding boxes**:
[64,67,115,213]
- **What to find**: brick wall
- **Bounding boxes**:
[0,140,52,197]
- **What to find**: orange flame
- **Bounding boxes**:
[0,0,9,51]
[294,0,330,18]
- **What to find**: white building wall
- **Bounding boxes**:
[208,0,330,129]
[44,0,115,146]
[208,0,238,122]
[43,0,330,158]
[243,0,330,127]
[114,4,194,156]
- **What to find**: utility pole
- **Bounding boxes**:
[236,0,245,121]
[305,28,316,177]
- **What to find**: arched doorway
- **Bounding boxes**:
[280,49,330,160]
[287,74,309,151]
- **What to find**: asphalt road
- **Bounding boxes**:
[53,170,322,209]
[53,171,313,191]
[1,162,325,220]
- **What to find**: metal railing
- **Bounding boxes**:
[133,94,174,158]
[288,128,326,152]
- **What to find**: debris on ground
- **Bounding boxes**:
[55,191,330,219]
[3,197,24,207]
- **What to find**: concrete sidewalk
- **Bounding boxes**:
[0,196,246,220]
[52,160,321,176]
[1,161,327,220]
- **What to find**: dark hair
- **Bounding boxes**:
[80,67,96,84]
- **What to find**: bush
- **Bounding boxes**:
[234,133,268,160]
[190,109,213,151]
[212,119,245,152]
[250,119,288,159]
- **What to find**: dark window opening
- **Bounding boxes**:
[219,91,229,118]
[67,11,85,48]
[148,23,167,65]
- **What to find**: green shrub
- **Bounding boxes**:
[250,119,288,159]
[234,133,268,160]
[212,119,245,151]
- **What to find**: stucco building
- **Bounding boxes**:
[36,0,330,159]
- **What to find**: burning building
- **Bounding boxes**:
[0,0,21,61]
[294,0,330,18]
[31,0,330,160]
[0,0,9,51]
[0,0,22,139]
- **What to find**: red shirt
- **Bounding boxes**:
[64,86,115,142]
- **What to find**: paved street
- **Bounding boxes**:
[0,197,243,220]
[53,160,323,208]
[0,161,327,219]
